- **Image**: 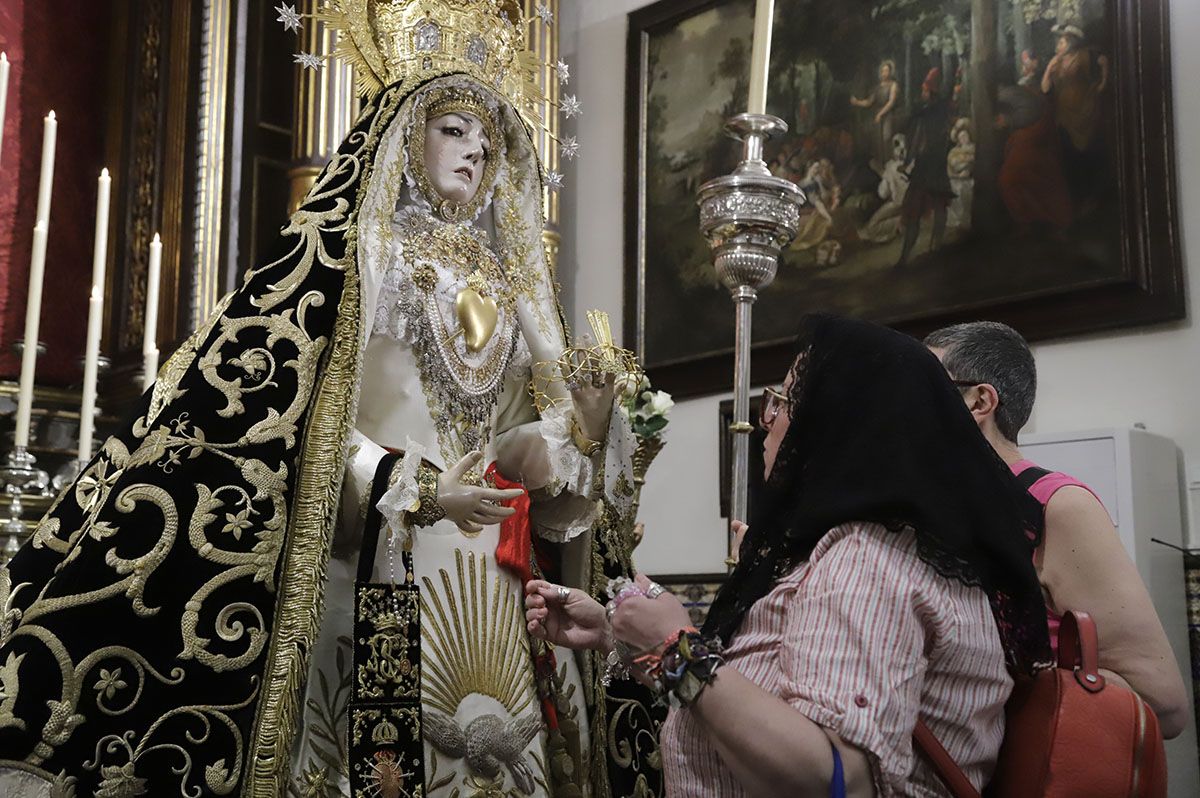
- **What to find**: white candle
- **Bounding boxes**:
[142,233,162,391]
[14,222,48,449]
[14,113,56,450]
[747,0,775,115]
[0,54,10,169]
[35,111,57,225]
[79,169,111,461]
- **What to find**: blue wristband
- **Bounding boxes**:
[829,739,846,798]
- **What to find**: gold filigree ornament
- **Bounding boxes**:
[309,0,577,195]
[316,0,543,122]
[532,310,643,413]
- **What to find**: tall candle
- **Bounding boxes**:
[0,54,10,169]
[13,113,57,450]
[142,233,162,391]
[79,169,111,461]
[14,222,48,449]
[747,0,775,115]
[35,111,57,224]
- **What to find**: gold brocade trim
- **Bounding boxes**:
[245,273,360,792]
[244,85,407,797]
[410,464,446,528]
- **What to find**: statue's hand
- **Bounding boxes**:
[569,372,616,444]
[437,452,524,534]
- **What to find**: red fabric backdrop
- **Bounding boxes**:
[0,0,112,385]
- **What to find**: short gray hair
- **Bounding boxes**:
[924,321,1036,442]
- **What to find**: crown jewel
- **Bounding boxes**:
[318,0,544,126]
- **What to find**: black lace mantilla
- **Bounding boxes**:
[702,314,1051,676]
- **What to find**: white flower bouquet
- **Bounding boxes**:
[617,375,673,441]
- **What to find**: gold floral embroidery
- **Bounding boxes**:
[355,587,420,700]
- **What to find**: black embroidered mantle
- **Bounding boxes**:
[0,83,407,797]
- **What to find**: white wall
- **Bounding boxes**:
[561,0,1200,574]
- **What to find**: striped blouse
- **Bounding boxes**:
[661,522,1013,797]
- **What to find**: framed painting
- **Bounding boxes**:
[625,0,1182,398]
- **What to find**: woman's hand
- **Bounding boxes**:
[437,452,524,534]
[525,580,610,650]
[610,573,693,654]
[729,521,749,564]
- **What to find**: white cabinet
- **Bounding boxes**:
[1020,428,1198,795]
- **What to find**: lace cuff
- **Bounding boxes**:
[531,400,638,542]
[375,438,426,545]
[539,403,595,498]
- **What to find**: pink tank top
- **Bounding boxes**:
[1010,459,1104,654]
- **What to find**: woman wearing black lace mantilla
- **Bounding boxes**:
[526,315,1052,797]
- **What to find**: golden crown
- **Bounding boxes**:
[317,0,547,127]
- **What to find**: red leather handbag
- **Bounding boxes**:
[914,610,1167,798]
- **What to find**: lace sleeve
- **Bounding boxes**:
[601,405,637,519]
[538,402,595,498]
[529,401,637,542]
[375,438,427,545]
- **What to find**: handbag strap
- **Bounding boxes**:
[1057,610,1105,692]
[915,611,1107,795]
[357,451,411,584]
[912,720,982,798]
[1015,464,1052,491]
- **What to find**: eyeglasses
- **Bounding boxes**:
[760,386,792,428]
[951,379,1003,405]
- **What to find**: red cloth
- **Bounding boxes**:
[484,461,561,731]
[485,462,534,582]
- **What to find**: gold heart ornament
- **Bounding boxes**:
[455,287,498,353]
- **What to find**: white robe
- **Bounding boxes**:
[288,214,613,797]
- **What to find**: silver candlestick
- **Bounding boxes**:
[0,446,51,562]
[698,113,804,551]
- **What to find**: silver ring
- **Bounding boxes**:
[605,601,616,622]
[646,582,666,600]
[557,586,570,602]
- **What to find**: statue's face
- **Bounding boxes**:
[423,111,491,205]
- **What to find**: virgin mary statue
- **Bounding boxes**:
[0,2,637,796]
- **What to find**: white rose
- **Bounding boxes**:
[645,391,674,417]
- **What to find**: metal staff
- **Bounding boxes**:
[698,113,804,555]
